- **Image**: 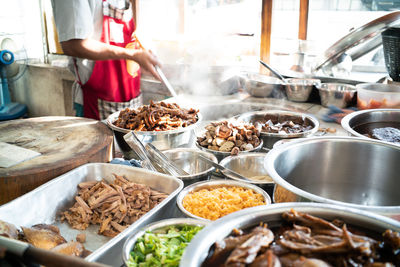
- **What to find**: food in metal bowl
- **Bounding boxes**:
[126,223,203,266]
[113,100,199,131]
[202,209,400,266]
[182,185,266,221]
[254,114,313,134]
[196,120,262,156]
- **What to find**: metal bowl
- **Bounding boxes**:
[122,218,208,266]
[284,78,321,102]
[219,153,274,197]
[236,110,319,149]
[195,139,263,162]
[180,202,400,267]
[265,136,400,218]
[317,83,356,108]
[176,180,271,221]
[241,72,284,98]
[162,148,218,186]
[341,108,400,146]
[106,111,202,159]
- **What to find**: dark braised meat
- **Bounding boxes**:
[255,114,312,134]
[61,174,168,237]
[203,209,399,267]
[370,127,400,144]
[113,100,199,131]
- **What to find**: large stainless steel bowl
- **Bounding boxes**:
[241,72,284,98]
[341,108,400,146]
[236,110,319,148]
[264,136,400,218]
[317,83,356,108]
[180,203,400,267]
[176,180,271,221]
[219,152,274,197]
[106,111,202,159]
[162,148,218,186]
[284,78,321,102]
[122,218,208,266]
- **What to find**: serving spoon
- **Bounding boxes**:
[259,60,286,82]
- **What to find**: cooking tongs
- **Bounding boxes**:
[123,131,157,172]
[123,132,188,176]
[145,143,189,176]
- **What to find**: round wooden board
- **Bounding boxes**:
[0,116,114,204]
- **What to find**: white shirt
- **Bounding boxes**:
[51,0,103,104]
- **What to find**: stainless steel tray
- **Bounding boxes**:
[0,163,184,266]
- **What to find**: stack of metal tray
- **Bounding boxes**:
[0,163,184,266]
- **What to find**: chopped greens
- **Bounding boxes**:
[127,224,204,267]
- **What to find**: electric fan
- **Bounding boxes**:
[0,37,27,121]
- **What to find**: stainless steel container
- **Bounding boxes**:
[122,218,208,266]
[0,163,184,266]
[180,202,400,267]
[176,180,271,221]
[162,148,218,186]
[341,108,400,146]
[241,72,284,98]
[264,136,400,218]
[219,152,274,197]
[236,110,319,149]
[195,140,263,162]
[106,111,203,159]
[284,78,321,102]
[317,83,356,108]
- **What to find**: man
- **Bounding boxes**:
[51,0,161,120]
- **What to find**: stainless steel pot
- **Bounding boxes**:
[122,218,208,266]
[264,136,400,218]
[106,111,202,159]
[176,180,271,221]
[162,148,218,186]
[341,108,400,146]
[180,202,400,267]
[236,110,319,148]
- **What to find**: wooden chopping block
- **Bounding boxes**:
[0,116,114,204]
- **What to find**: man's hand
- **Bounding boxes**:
[128,49,161,81]
[61,39,161,81]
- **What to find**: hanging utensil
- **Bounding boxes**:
[259,60,286,82]
[197,155,253,182]
[154,65,178,97]
[0,236,109,267]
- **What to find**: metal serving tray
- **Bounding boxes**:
[0,163,184,266]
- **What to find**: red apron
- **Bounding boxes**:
[79,1,141,120]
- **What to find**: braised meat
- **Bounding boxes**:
[61,174,168,237]
[21,224,66,250]
[113,101,199,131]
[0,220,19,239]
[203,209,400,267]
[197,120,261,155]
[253,114,313,134]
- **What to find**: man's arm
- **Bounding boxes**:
[61,39,161,80]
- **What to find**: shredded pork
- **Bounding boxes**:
[61,174,168,237]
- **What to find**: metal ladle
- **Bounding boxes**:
[259,60,286,82]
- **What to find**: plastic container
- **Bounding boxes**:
[356,83,400,110]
